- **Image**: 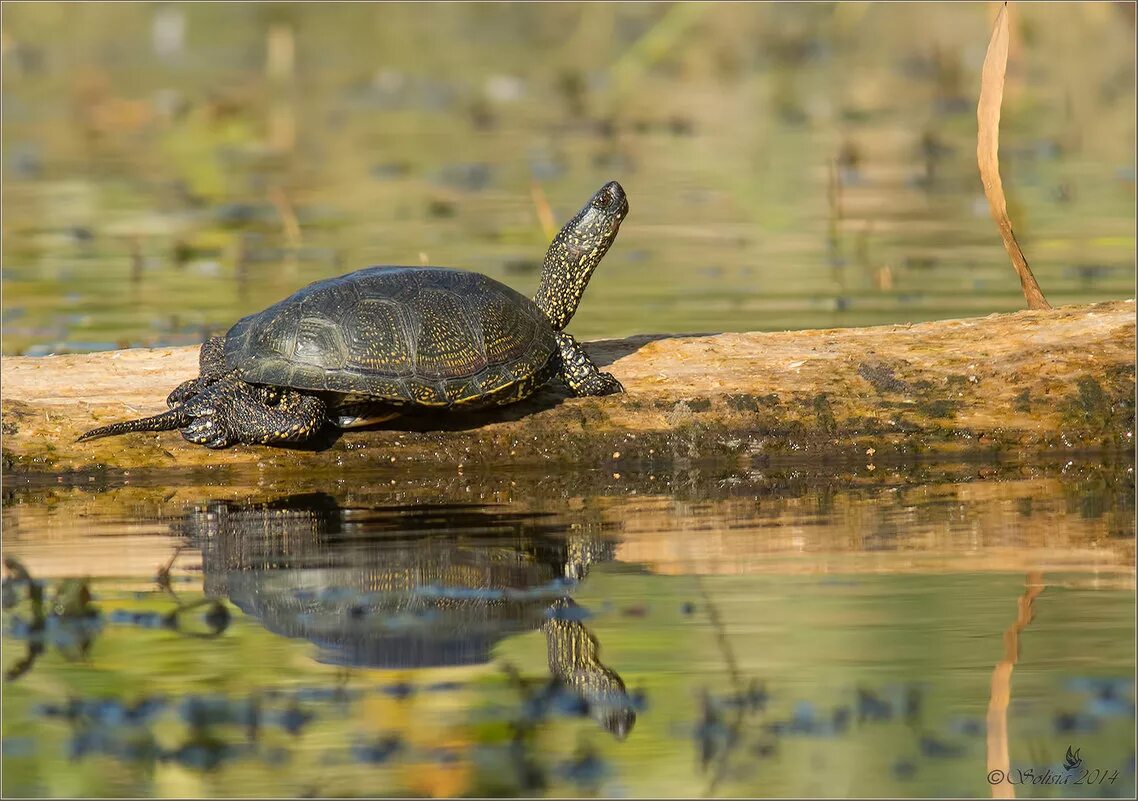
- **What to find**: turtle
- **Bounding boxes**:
[79,180,629,449]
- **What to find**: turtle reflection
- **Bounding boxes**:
[183,492,635,738]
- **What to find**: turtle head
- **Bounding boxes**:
[587,180,630,221]
[534,181,628,331]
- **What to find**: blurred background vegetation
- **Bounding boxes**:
[2,3,1134,355]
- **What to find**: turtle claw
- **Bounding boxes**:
[182,430,233,449]
[594,372,624,395]
[168,376,218,406]
[182,411,235,449]
[556,332,625,397]
[167,379,200,407]
[569,369,624,397]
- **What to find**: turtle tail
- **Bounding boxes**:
[77,406,189,442]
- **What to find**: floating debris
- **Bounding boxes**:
[751,740,777,759]
[165,736,250,771]
[856,687,893,723]
[279,705,313,736]
[527,149,566,182]
[722,679,768,714]
[557,743,610,791]
[946,717,985,738]
[426,747,462,765]
[36,696,167,727]
[1067,676,1136,719]
[212,202,279,228]
[294,686,360,704]
[179,695,259,729]
[917,734,965,759]
[109,609,176,629]
[425,680,466,693]
[108,598,230,637]
[1054,711,1101,734]
[69,727,162,763]
[694,689,734,773]
[259,746,291,766]
[370,161,412,181]
[378,681,416,701]
[893,758,918,780]
[426,198,457,219]
[351,734,403,765]
[832,705,852,734]
[514,679,589,725]
[763,700,847,739]
[433,162,494,192]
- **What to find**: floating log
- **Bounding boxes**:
[2,300,1134,475]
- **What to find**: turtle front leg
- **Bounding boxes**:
[555,332,623,396]
[167,336,231,406]
[181,379,328,448]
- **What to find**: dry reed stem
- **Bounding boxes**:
[977,2,1052,310]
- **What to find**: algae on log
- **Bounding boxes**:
[2,301,1134,474]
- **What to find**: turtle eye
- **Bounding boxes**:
[592,188,614,210]
[590,181,626,215]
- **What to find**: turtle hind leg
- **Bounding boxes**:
[167,336,230,406]
[181,379,328,449]
[555,332,623,397]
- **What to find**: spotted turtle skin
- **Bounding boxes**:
[226,267,559,410]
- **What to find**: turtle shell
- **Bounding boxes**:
[223,267,558,408]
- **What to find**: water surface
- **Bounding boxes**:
[3,458,1134,797]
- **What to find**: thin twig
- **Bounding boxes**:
[696,575,747,796]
